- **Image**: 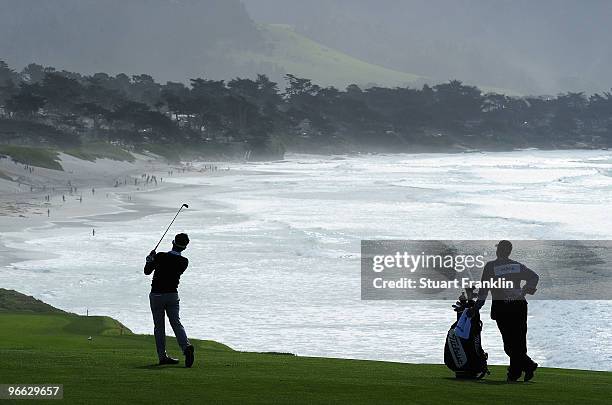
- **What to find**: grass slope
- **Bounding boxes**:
[233,24,521,95]
[0,145,63,171]
[0,288,65,313]
[235,24,424,89]
[0,142,135,173]
[63,143,135,163]
[0,290,610,404]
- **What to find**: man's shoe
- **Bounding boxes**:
[159,357,180,365]
[184,344,195,368]
[524,362,538,382]
[507,370,521,382]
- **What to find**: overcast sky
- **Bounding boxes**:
[242,0,612,94]
[1,0,610,94]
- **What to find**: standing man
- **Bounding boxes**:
[144,233,195,367]
[475,240,539,382]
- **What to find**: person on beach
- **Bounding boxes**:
[475,240,539,382]
[144,233,195,367]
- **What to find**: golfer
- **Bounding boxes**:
[475,240,539,382]
[144,233,195,367]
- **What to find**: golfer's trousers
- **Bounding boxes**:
[492,300,534,376]
[149,292,190,359]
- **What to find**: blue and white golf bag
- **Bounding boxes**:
[444,291,489,379]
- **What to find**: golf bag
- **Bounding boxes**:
[444,290,489,379]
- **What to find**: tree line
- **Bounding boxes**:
[1,61,611,159]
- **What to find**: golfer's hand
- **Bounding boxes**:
[146,250,156,263]
[522,286,537,296]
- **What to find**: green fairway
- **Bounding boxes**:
[0,292,610,404]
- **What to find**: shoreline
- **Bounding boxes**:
[281,145,611,158]
[0,152,230,268]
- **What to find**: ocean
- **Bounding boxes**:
[2,150,611,370]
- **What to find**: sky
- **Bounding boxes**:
[242,0,612,94]
[1,0,610,94]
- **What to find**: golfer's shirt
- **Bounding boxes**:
[144,250,189,293]
[476,258,539,309]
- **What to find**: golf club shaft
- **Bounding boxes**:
[153,205,185,251]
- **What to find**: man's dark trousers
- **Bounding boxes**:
[149,292,190,360]
[492,300,535,377]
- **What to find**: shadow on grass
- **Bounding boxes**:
[135,364,183,370]
[441,377,517,385]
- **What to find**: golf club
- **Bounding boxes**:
[152,203,189,252]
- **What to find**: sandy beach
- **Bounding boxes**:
[0,152,228,268]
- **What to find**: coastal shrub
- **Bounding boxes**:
[0,145,63,171]
[64,142,135,163]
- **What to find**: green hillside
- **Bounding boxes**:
[234,24,424,89]
[0,289,610,404]
[0,288,65,313]
[232,24,520,94]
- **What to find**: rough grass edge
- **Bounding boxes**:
[63,142,135,163]
[0,145,63,171]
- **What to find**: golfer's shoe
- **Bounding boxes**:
[524,362,538,382]
[506,371,522,383]
[159,357,180,365]
[184,344,195,368]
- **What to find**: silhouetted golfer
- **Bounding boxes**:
[476,240,539,382]
[144,233,195,367]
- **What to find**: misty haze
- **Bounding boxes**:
[1,2,611,404]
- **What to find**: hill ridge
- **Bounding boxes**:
[0,288,66,313]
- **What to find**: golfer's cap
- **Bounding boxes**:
[496,240,512,250]
[173,233,190,248]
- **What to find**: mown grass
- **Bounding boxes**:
[0,145,63,171]
[0,289,610,404]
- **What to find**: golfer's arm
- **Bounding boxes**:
[179,259,188,275]
[475,266,491,309]
[521,265,539,295]
[144,258,156,275]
